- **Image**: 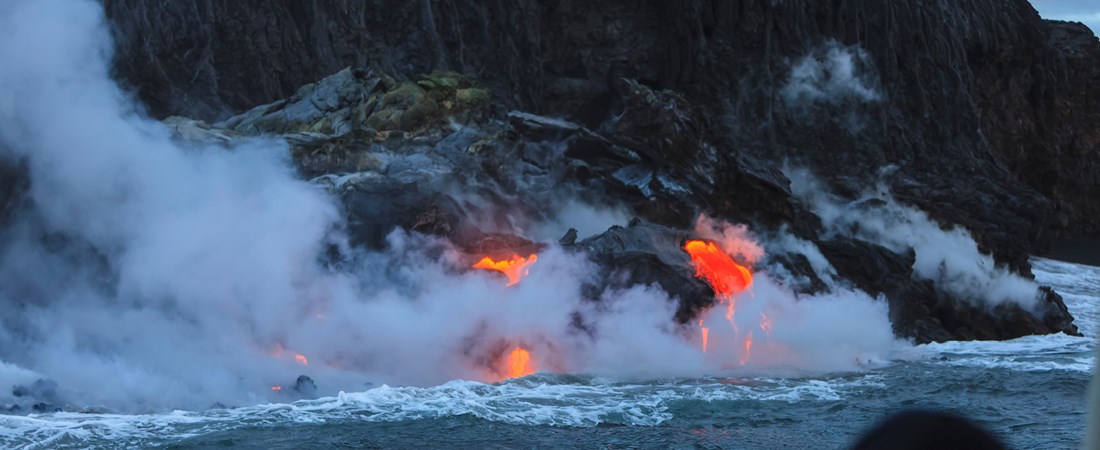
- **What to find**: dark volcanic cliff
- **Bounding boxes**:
[103,0,1100,263]
[97,0,1099,343]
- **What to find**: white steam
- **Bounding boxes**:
[764,227,840,288]
[0,0,905,412]
[694,214,766,265]
[689,216,900,374]
[529,199,633,242]
[786,167,1042,310]
[781,41,881,106]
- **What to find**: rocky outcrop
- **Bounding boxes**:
[566,221,714,323]
[161,65,1079,344]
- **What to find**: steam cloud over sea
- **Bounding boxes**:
[6,0,1057,415]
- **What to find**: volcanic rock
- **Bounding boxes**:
[12,379,58,402]
[461,233,544,262]
[293,375,317,398]
[569,221,714,323]
[157,62,1081,343]
[104,0,1099,261]
[128,0,1095,344]
[9,379,63,414]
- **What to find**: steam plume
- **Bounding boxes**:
[0,0,905,412]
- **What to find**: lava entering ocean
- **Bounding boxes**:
[472,254,538,286]
[470,252,543,380]
[505,346,536,379]
[684,239,760,364]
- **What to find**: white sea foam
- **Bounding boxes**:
[917,257,1099,373]
[938,356,1094,373]
[0,375,885,449]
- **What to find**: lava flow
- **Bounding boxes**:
[685,239,757,360]
[269,343,310,367]
[504,346,536,379]
[472,254,538,286]
[683,240,753,297]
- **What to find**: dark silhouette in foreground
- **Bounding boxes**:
[852,411,1005,450]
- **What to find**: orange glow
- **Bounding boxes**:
[760,312,773,335]
[269,343,285,356]
[473,254,538,286]
[699,320,710,353]
[725,298,738,331]
[271,385,282,391]
[684,240,753,298]
[505,346,536,378]
[740,331,753,366]
[294,353,309,366]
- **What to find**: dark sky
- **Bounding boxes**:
[1029,0,1099,34]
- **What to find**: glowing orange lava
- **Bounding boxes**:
[684,240,753,297]
[271,385,282,391]
[740,331,753,366]
[473,254,538,286]
[725,298,738,331]
[687,239,761,363]
[294,353,309,366]
[505,346,536,378]
[699,320,710,353]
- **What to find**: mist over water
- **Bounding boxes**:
[1,256,1093,449]
[0,2,1095,450]
[0,0,921,413]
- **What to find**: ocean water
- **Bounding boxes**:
[1,257,1095,450]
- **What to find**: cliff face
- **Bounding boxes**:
[96,0,1098,342]
[103,0,1100,263]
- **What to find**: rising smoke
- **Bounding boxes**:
[780,40,882,107]
[0,0,905,412]
[785,167,1043,310]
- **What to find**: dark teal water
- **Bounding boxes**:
[153,365,1088,450]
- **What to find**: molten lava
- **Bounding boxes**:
[271,385,282,391]
[472,254,538,286]
[505,346,536,379]
[683,240,753,297]
[294,353,308,366]
[686,239,761,363]
[740,331,753,366]
[699,319,710,353]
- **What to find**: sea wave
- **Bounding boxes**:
[0,374,886,449]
